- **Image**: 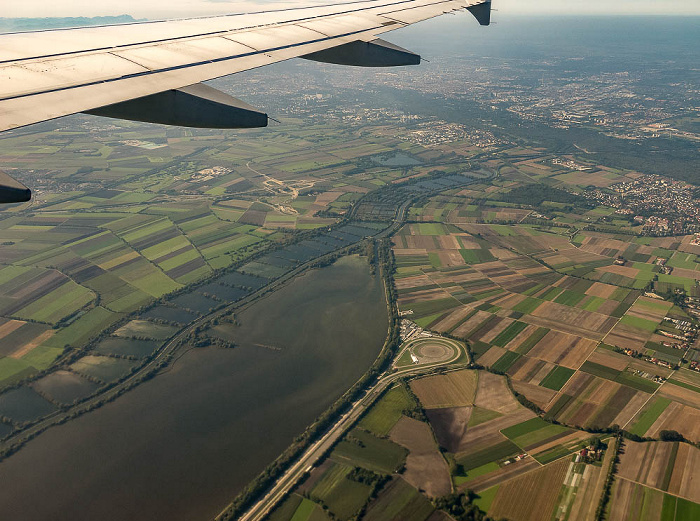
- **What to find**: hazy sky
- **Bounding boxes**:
[4,0,700,18]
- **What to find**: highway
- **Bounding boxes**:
[233,338,465,521]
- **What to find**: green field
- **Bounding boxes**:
[310,463,372,519]
[491,351,522,372]
[331,429,407,474]
[580,361,622,381]
[554,290,586,307]
[501,417,571,449]
[457,439,521,471]
[619,315,659,333]
[540,366,576,391]
[468,407,502,427]
[492,321,528,348]
[512,297,543,314]
[359,385,416,436]
[629,398,672,436]
[515,327,550,354]
[363,477,434,521]
[460,249,496,264]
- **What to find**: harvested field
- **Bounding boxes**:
[550,373,644,430]
[509,356,552,385]
[618,440,700,504]
[488,458,570,521]
[451,311,493,338]
[512,380,557,409]
[389,417,451,497]
[586,349,630,371]
[474,371,521,414]
[527,330,598,369]
[565,463,603,521]
[431,307,474,333]
[608,479,661,521]
[479,318,514,344]
[410,369,478,409]
[525,302,616,340]
[657,383,700,410]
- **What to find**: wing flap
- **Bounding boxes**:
[225,25,330,52]
[1,54,149,99]
[112,37,257,71]
[295,14,382,38]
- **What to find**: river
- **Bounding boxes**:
[0,255,387,521]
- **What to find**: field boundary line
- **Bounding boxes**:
[615,475,690,501]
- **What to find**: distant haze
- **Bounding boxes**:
[3,0,699,19]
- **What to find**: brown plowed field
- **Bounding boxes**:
[478,346,508,367]
[657,382,700,409]
[426,406,472,453]
[597,264,640,278]
[523,307,615,341]
[512,380,557,410]
[389,416,452,497]
[395,274,435,290]
[608,478,650,521]
[491,293,526,310]
[527,330,598,369]
[611,391,650,427]
[510,356,550,384]
[436,235,461,250]
[647,403,700,442]
[586,350,629,371]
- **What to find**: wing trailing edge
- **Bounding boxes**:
[0,171,31,204]
[84,83,268,129]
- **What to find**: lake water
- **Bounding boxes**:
[0,256,387,521]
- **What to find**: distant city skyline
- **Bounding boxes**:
[3,0,699,19]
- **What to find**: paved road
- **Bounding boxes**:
[233,339,465,521]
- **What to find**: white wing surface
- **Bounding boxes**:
[0,0,491,133]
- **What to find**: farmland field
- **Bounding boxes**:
[487,457,570,521]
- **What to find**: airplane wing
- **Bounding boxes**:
[0,0,491,201]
